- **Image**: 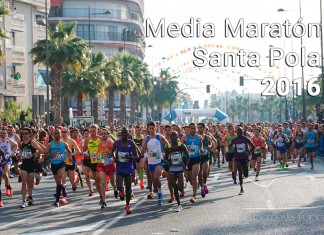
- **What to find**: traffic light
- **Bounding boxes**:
[239,76,244,86]
[206,85,210,93]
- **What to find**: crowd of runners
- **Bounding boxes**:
[0,120,323,214]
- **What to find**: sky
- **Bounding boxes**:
[143,0,323,104]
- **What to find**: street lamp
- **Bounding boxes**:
[45,0,50,125]
[153,80,157,121]
[88,6,112,48]
[88,6,111,117]
[278,1,306,121]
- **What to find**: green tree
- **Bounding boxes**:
[0,101,32,124]
[0,5,10,59]
[30,22,89,124]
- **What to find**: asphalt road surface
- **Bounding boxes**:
[1,155,324,235]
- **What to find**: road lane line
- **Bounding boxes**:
[243,205,324,210]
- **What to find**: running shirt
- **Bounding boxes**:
[201,135,210,156]
[146,135,163,165]
[64,138,75,166]
[99,140,114,166]
[275,135,287,149]
[305,130,316,148]
[88,138,101,164]
[185,134,200,159]
[227,134,236,153]
[116,140,134,175]
[269,130,276,144]
[133,135,144,151]
[233,137,249,160]
[0,138,12,160]
[251,136,262,155]
[49,141,66,164]
[167,142,185,172]
[295,131,304,145]
[282,129,291,137]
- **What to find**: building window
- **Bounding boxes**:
[77,24,94,40]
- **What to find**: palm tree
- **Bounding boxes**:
[0,6,10,59]
[234,96,244,121]
[250,99,260,122]
[30,22,89,124]
[62,51,108,118]
[227,102,236,122]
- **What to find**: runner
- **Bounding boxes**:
[0,127,18,198]
[164,131,189,212]
[228,127,255,195]
[133,125,146,190]
[7,125,21,182]
[61,127,81,196]
[197,123,213,197]
[81,129,93,194]
[111,127,139,214]
[181,123,203,203]
[273,125,290,171]
[0,148,6,207]
[83,125,102,200]
[141,122,169,205]
[305,123,317,169]
[17,127,43,208]
[163,125,175,203]
[268,124,277,164]
[250,127,266,181]
[221,125,237,184]
[95,128,118,208]
[44,129,72,207]
[293,124,305,167]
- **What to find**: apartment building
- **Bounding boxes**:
[0,0,48,113]
[49,0,145,122]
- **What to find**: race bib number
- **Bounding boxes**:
[307,139,315,144]
[237,143,246,153]
[118,152,130,163]
[276,138,284,147]
[254,147,261,154]
[189,145,197,156]
[149,150,160,160]
[296,138,303,144]
[22,149,32,159]
[65,156,73,165]
[170,152,182,165]
[54,151,63,161]
[90,152,100,163]
[102,155,113,166]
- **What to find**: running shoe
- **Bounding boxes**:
[157,192,163,205]
[62,186,67,197]
[168,195,174,203]
[59,197,67,205]
[20,200,28,208]
[176,205,182,212]
[5,186,9,197]
[114,190,119,199]
[27,196,35,206]
[180,190,185,198]
[201,187,206,198]
[101,202,107,209]
[239,188,244,195]
[147,192,153,199]
[281,166,285,171]
[0,201,3,207]
[140,180,144,190]
[53,200,59,207]
[273,159,276,164]
[89,189,94,197]
[233,178,237,184]
[125,205,131,214]
[278,163,282,168]
[72,184,77,192]
[8,186,13,197]
[190,196,197,203]
[217,161,220,168]
[146,185,150,190]
[255,176,259,181]
[204,185,209,194]
[119,190,125,201]
[298,163,301,167]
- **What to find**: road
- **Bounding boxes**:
[1,156,324,235]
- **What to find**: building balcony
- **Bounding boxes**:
[34,24,46,41]
[15,0,46,12]
[49,8,144,34]
[11,46,26,65]
[0,77,26,97]
[11,14,24,32]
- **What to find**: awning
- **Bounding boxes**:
[38,69,52,86]
[50,0,62,7]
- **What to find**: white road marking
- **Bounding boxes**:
[245,178,285,188]
[212,173,223,182]
[243,205,324,210]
